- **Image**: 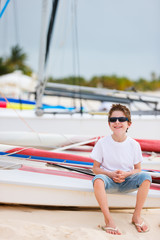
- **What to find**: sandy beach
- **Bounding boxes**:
[0,205,159,240]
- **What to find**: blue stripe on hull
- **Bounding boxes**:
[0,152,160,174]
[0,152,93,166]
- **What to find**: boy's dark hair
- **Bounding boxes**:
[108,104,131,123]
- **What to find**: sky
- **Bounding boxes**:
[0,0,160,81]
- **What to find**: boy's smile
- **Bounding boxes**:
[114,125,123,129]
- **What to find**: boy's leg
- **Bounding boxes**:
[94,179,121,235]
[119,172,151,232]
[132,179,151,232]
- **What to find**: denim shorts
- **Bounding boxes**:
[92,172,152,194]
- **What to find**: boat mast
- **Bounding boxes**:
[35,0,59,116]
[35,0,48,116]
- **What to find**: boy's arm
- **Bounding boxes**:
[127,162,141,176]
[92,160,123,181]
[93,160,108,175]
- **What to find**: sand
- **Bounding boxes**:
[0,205,159,240]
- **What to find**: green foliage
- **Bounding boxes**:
[0,45,32,76]
[1,45,160,92]
[133,78,160,91]
[89,75,133,90]
[0,57,9,75]
[48,76,87,86]
[48,74,160,92]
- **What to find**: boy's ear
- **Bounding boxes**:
[128,122,132,128]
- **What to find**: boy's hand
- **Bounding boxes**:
[112,170,128,183]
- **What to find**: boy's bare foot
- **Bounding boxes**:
[132,217,149,233]
[100,218,121,235]
[101,225,121,235]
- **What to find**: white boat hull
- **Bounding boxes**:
[0,132,91,149]
[0,109,160,139]
[0,169,159,208]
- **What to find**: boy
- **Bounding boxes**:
[91,104,152,235]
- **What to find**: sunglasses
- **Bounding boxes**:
[109,117,129,122]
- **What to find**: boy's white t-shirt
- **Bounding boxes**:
[90,136,143,172]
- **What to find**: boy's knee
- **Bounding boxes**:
[93,178,105,188]
[138,172,152,185]
[92,174,107,189]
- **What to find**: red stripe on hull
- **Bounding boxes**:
[135,139,160,153]
[0,101,7,108]
[6,147,94,163]
[20,165,93,180]
[20,166,160,191]
[150,184,160,191]
[87,137,160,153]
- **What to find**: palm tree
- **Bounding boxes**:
[9,45,27,64]
[5,45,32,75]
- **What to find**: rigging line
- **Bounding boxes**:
[13,0,19,45]
[51,138,97,152]
[58,0,70,76]
[74,0,80,80]
[72,0,80,77]
[47,162,95,176]
[45,0,59,66]
[48,0,71,79]
[71,0,77,108]
[0,91,37,134]
[0,0,10,18]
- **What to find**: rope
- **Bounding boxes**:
[3,146,33,156]
[51,138,97,152]
[0,162,22,170]
[0,91,36,132]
